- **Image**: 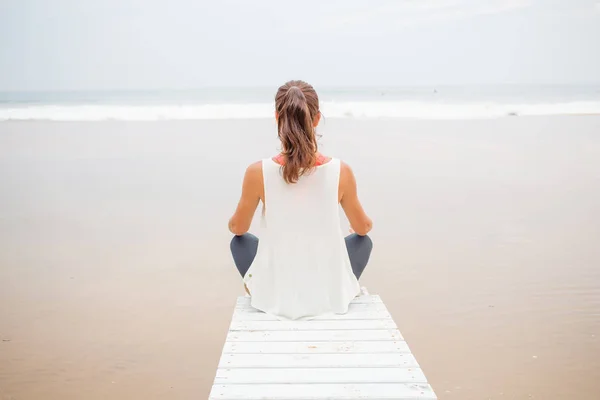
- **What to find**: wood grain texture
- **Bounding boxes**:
[229,319,398,331]
[235,295,383,307]
[226,329,404,342]
[235,302,389,313]
[214,367,428,384]
[223,340,410,354]
[218,353,419,368]
[209,295,437,399]
[233,309,392,321]
[210,383,436,399]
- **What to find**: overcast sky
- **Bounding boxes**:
[1,0,599,91]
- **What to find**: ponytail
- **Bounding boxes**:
[275,81,319,184]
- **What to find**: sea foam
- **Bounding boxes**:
[1,101,599,121]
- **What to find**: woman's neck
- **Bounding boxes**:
[273,152,330,166]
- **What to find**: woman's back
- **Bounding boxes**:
[228,80,372,320]
[244,158,360,320]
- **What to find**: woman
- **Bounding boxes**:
[228,80,373,320]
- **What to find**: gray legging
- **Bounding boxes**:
[230,233,373,280]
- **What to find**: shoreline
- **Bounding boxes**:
[1,112,600,123]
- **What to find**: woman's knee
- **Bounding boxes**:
[346,233,373,254]
[360,234,373,252]
[230,233,259,278]
[231,233,259,258]
[230,232,258,252]
[230,234,242,252]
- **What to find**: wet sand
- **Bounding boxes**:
[1,117,599,399]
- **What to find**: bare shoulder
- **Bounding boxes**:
[338,160,358,202]
[246,160,263,177]
[339,160,356,183]
[243,161,264,200]
[340,160,353,173]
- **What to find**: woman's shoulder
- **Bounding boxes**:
[338,159,357,184]
[247,160,264,171]
[337,159,352,172]
[241,161,265,201]
[243,160,264,183]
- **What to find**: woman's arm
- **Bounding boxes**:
[339,161,373,236]
[228,161,263,235]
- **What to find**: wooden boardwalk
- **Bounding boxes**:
[209,295,437,400]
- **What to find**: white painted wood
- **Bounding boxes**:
[235,294,383,307]
[214,367,428,384]
[223,340,410,354]
[210,383,436,399]
[209,295,437,400]
[235,302,389,313]
[233,309,392,321]
[226,329,403,342]
[229,319,397,331]
[218,353,419,368]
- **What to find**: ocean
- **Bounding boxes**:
[1,84,600,120]
[1,87,599,399]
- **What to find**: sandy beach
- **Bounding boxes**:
[1,116,599,399]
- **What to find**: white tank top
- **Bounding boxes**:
[243,158,360,320]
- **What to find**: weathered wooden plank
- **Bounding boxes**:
[209,383,436,400]
[218,353,419,368]
[223,340,410,354]
[235,302,389,313]
[212,296,436,399]
[229,319,397,331]
[214,367,428,384]
[235,295,382,307]
[233,309,392,321]
[226,329,403,342]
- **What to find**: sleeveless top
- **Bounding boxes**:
[243,158,361,320]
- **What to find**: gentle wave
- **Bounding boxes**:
[1,101,599,121]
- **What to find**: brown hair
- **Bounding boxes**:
[275,80,320,184]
